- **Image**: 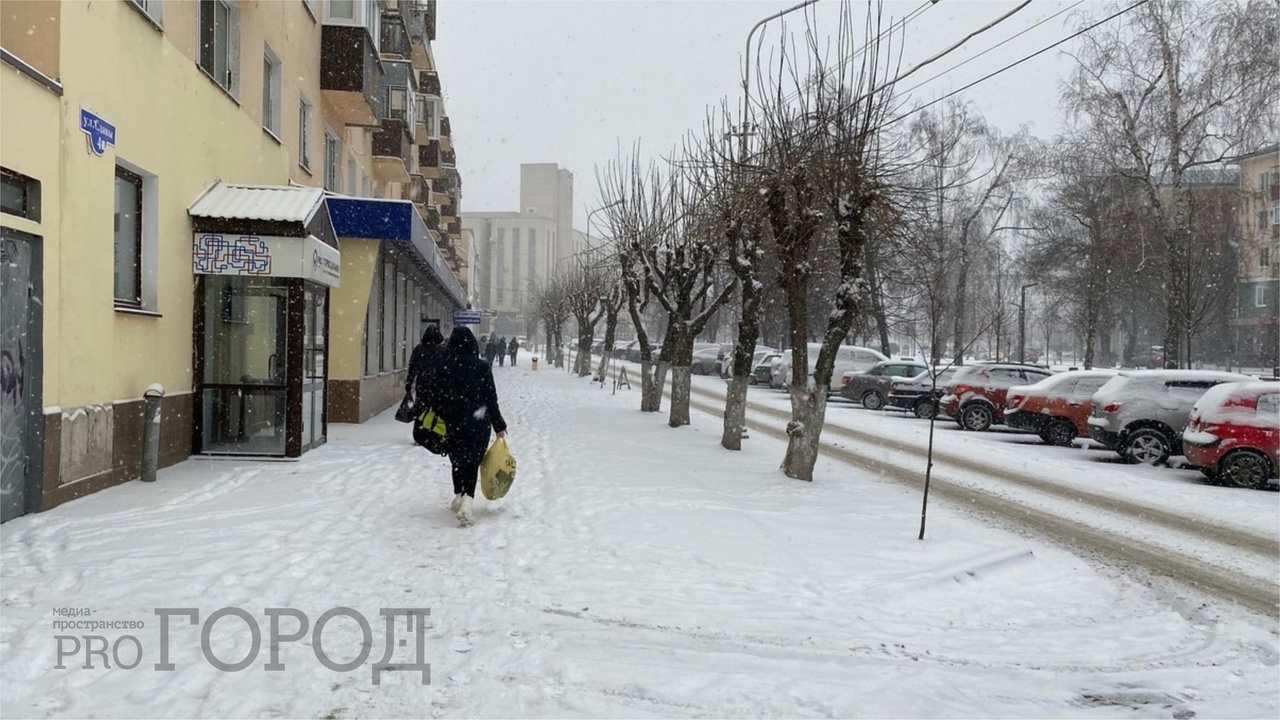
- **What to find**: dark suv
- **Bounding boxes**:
[940,363,1056,432]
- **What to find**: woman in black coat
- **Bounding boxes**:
[425,327,508,525]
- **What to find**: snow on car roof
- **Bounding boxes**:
[1115,369,1257,382]
[1193,380,1279,409]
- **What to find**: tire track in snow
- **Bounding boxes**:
[680,389,1280,619]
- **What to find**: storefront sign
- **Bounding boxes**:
[453,310,482,325]
[194,234,341,287]
[80,108,116,156]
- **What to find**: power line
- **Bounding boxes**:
[889,0,1153,125]
[899,0,1085,97]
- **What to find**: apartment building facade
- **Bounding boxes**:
[462,163,589,337]
[0,0,468,523]
[1235,144,1280,367]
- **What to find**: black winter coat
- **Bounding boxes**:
[425,328,508,464]
[406,326,447,400]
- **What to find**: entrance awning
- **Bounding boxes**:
[187,181,341,287]
[326,196,466,307]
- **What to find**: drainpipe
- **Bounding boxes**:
[142,384,165,483]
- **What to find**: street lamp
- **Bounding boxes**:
[740,0,822,162]
[1019,282,1039,364]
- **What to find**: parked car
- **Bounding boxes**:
[940,363,1057,432]
[839,359,929,410]
[887,367,959,418]
[1182,381,1279,488]
[1131,346,1166,369]
[772,344,888,394]
[715,343,735,377]
[720,347,778,380]
[752,352,782,385]
[1086,370,1255,465]
[1003,370,1117,446]
[690,345,722,375]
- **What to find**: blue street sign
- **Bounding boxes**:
[453,310,483,325]
[80,108,116,156]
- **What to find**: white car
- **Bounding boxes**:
[771,343,888,394]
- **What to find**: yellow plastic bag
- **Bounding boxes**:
[480,437,517,501]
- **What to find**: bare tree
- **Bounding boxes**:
[753,2,904,481]
[563,261,609,377]
[1063,0,1280,367]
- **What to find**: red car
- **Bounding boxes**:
[1182,381,1279,489]
[940,363,1056,432]
[1003,370,1116,446]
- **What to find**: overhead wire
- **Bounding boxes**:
[888,0,1154,125]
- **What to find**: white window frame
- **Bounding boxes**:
[262,46,282,139]
[114,158,160,313]
[1256,283,1268,308]
[298,94,313,171]
[323,127,341,191]
[197,0,239,96]
[1262,172,1271,192]
[1272,203,1280,226]
[1262,247,1272,269]
[126,0,164,27]
[326,0,356,22]
[420,96,440,138]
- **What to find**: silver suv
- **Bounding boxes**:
[1087,370,1254,465]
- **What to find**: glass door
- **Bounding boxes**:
[300,283,328,451]
[200,277,290,455]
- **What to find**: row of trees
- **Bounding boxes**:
[527,0,1278,483]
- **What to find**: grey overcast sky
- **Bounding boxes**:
[433,0,1083,230]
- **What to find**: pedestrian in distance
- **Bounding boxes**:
[497,336,508,367]
[484,335,498,367]
[509,338,519,367]
[424,327,508,526]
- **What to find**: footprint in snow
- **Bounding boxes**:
[451,635,473,653]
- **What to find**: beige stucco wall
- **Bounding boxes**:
[329,239,380,380]
[1239,151,1280,282]
[0,69,63,399]
[1,0,60,79]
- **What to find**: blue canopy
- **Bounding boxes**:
[326,196,466,308]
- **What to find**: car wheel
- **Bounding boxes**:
[914,399,938,419]
[1217,450,1274,490]
[1122,428,1170,466]
[960,404,993,432]
[1044,419,1076,447]
[861,390,885,411]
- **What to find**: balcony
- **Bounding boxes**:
[419,139,440,169]
[441,147,456,167]
[380,13,410,58]
[447,220,461,236]
[407,173,430,204]
[441,115,451,137]
[441,205,458,220]
[321,25,384,128]
[372,118,413,184]
[423,205,440,231]
[420,70,441,97]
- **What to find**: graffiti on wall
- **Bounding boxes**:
[1,235,32,521]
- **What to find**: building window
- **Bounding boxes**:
[1257,283,1269,308]
[1263,248,1272,268]
[298,94,313,170]
[1261,211,1270,231]
[420,97,439,137]
[512,235,521,306]
[347,155,356,196]
[127,0,164,26]
[1262,172,1272,192]
[496,233,506,305]
[114,166,143,306]
[328,0,355,20]
[528,230,537,288]
[198,0,238,94]
[323,129,340,191]
[262,47,281,138]
[364,258,382,376]
[1,168,41,222]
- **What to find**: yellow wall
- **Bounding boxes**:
[0,70,63,399]
[43,1,322,408]
[1,0,60,79]
[329,239,379,380]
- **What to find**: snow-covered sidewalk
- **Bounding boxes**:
[2,364,1277,718]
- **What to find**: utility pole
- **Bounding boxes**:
[740,0,822,163]
[1019,282,1038,364]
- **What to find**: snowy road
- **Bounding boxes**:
[2,362,1278,718]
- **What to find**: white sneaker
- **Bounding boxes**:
[450,494,463,513]
[456,495,474,527]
